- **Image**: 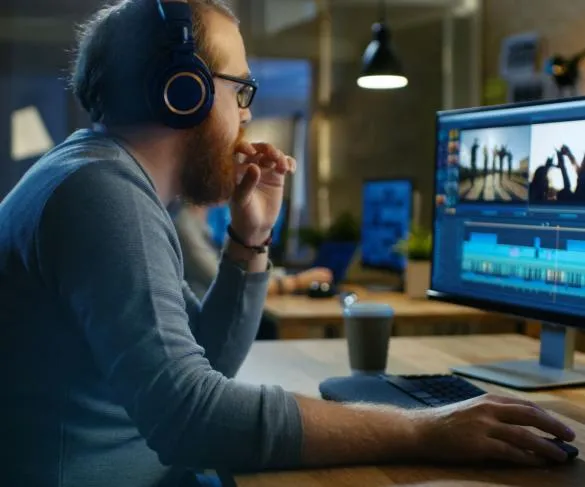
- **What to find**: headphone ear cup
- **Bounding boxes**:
[148,55,214,129]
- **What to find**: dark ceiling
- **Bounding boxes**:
[1,0,446,74]
[2,0,101,17]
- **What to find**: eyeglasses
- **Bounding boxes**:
[214,73,258,109]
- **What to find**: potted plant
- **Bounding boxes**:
[298,211,361,250]
[394,226,433,299]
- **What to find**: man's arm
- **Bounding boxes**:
[183,244,269,378]
[174,208,270,377]
[293,393,574,468]
[36,164,302,471]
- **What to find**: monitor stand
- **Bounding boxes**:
[451,323,585,391]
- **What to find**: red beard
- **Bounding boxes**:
[180,113,245,206]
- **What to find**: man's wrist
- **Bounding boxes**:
[228,223,272,249]
[225,238,270,273]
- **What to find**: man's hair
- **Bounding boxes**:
[70,0,237,125]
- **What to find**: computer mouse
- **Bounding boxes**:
[307,281,336,299]
[544,438,579,461]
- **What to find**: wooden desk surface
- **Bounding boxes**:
[264,287,517,339]
[235,334,585,486]
[264,287,498,324]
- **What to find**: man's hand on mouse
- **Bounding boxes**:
[408,394,575,466]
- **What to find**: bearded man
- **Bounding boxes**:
[1,1,574,486]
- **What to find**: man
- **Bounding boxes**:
[173,201,333,299]
[1,1,575,486]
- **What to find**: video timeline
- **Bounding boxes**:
[461,223,585,299]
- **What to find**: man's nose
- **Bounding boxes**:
[240,108,252,126]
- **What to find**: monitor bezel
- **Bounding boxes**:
[360,177,415,273]
[428,96,585,329]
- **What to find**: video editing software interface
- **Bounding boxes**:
[432,98,585,320]
[361,179,412,272]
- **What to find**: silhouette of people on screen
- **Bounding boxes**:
[483,145,489,176]
[506,150,513,177]
[492,146,498,173]
[530,157,554,202]
[497,146,507,178]
[529,145,585,203]
[470,138,479,184]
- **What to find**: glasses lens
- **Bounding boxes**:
[237,85,254,108]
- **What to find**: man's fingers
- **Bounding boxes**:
[488,438,548,467]
[492,425,568,463]
[253,154,295,174]
[251,143,288,163]
[251,142,280,158]
[240,142,295,175]
[232,165,261,206]
[286,156,297,173]
[234,141,257,156]
[495,404,574,441]
[251,143,282,162]
[486,394,546,413]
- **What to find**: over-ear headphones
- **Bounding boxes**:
[148,0,214,129]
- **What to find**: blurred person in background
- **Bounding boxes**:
[174,201,333,298]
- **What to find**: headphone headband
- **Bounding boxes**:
[157,0,193,44]
[148,0,214,128]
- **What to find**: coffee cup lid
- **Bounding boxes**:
[343,302,394,318]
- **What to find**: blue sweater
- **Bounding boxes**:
[0,130,302,487]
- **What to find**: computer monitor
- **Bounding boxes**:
[207,201,289,249]
[206,205,231,248]
[429,97,585,390]
[361,179,413,273]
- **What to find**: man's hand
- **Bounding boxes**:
[296,393,575,469]
[294,267,334,291]
[229,141,296,247]
[411,394,575,466]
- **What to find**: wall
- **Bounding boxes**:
[245,3,444,229]
[483,0,585,91]
[326,13,443,229]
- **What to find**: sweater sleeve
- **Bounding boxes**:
[35,162,302,471]
[175,210,268,378]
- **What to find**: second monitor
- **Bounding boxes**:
[361,179,415,280]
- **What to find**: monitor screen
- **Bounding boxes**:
[430,97,585,326]
[207,205,232,248]
[207,201,288,248]
[361,179,412,272]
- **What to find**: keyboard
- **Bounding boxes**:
[319,373,486,408]
[383,374,486,407]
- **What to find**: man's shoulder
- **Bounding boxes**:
[42,130,156,197]
[15,129,163,220]
[0,130,165,243]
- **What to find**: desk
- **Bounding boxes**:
[265,287,519,339]
[236,334,585,486]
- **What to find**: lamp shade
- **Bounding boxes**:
[358,22,408,90]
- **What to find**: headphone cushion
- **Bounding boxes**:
[148,55,214,129]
